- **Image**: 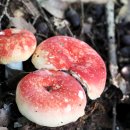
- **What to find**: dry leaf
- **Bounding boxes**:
[37,0,68,18]
[116,0,130,23]
[114,73,129,95]
[9,17,36,33]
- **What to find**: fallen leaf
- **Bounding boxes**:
[37,0,68,18]
[9,17,36,33]
[116,0,130,23]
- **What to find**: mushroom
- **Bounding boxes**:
[0,28,36,78]
[32,36,106,100]
[16,70,86,127]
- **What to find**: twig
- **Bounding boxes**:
[80,1,84,27]
[65,23,74,37]
[106,1,118,130]
[0,0,10,30]
[80,0,85,37]
[20,0,40,25]
[106,0,118,86]
[35,33,48,39]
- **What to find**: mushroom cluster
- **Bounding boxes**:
[0,30,106,127]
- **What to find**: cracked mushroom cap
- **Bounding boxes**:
[32,36,106,100]
[16,70,86,127]
[0,28,36,64]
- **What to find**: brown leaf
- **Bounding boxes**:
[116,0,130,23]
[9,17,36,33]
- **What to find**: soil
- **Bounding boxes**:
[0,0,130,130]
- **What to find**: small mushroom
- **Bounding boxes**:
[32,36,106,99]
[16,70,86,127]
[0,28,36,78]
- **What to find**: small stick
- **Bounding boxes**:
[0,0,10,30]
[106,1,118,130]
[80,1,84,27]
[106,0,118,86]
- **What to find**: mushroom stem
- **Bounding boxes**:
[5,62,23,78]
[6,62,23,70]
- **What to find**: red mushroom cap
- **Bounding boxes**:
[0,28,36,64]
[32,36,106,99]
[16,70,86,127]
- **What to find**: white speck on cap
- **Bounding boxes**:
[0,31,5,35]
[78,91,84,99]
[64,98,68,102]
[64,105,71,112]
[24,45,28,51]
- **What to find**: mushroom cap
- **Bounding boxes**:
[16,70,86,127]
[0,28,36,64]
[32,36,106,99]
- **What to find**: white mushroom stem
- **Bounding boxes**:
[6,62,23,70]
[5,62,23,78]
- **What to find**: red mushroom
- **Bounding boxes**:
[32,36,106,99]
[0,28,36,78]
[16,70,86,127]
